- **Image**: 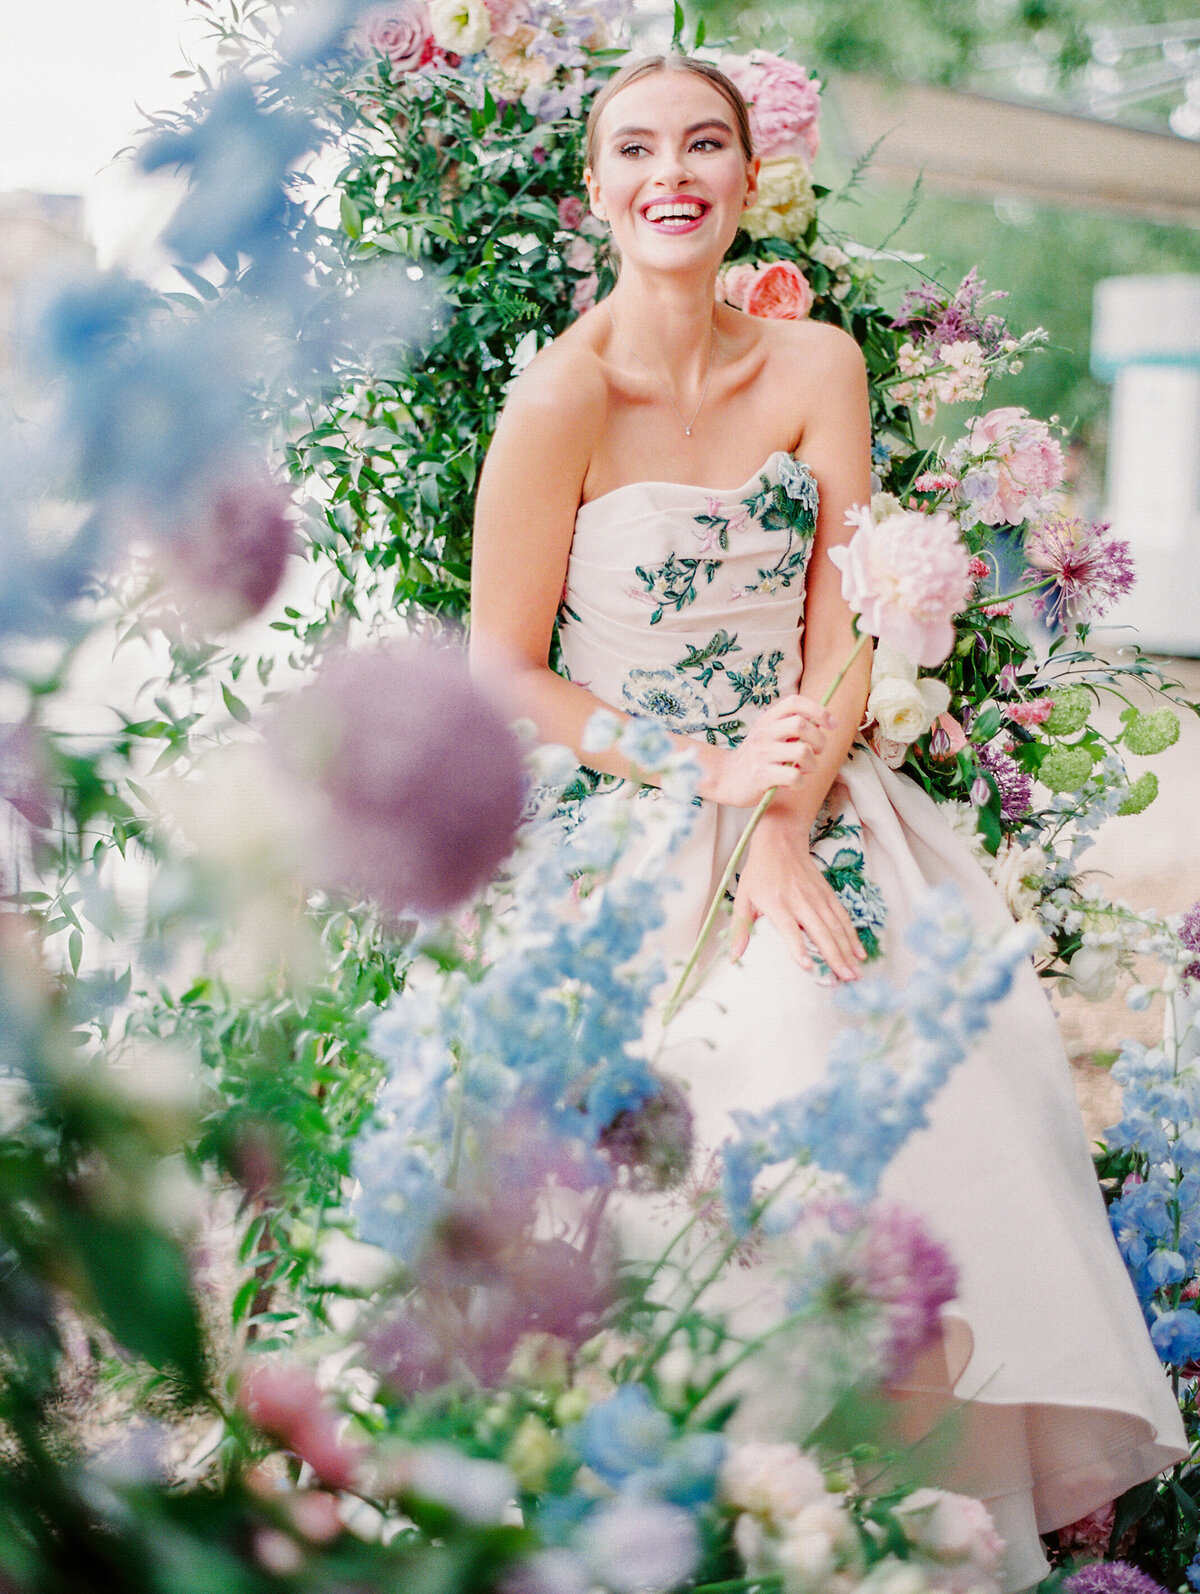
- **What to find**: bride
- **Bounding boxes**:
[469,52,1186,1591]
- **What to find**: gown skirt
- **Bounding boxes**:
[553,451,1187,1589]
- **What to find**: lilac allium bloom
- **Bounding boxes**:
[1179,900,1200,982]
[978,743,1033,820]
[1063,1561,1170,1594]
[162,465,295,629]
[274,641,524,916]
[856,1201,959,1378]
[1024,515,1135,626]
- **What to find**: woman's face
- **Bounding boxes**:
[585,71,758,275]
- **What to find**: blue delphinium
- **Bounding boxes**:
[570,1384,724,1507]
[722,883,1037,1231]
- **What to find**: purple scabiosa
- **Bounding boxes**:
[978,742,1033,820]
[1063,1562,1170,1594]
[272,640,524,917]
[1179,900,1200,983]
[597,1074,694,1193]
[160,465,296,630]
[1024,515,1135,626]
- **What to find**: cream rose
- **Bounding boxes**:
[741,157,817,242]
[1062,943,1121,1003]
[428,0,491,52]
[990,839,1047,925]
[867,643,950,746]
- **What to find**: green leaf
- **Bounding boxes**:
[68,929,83,976]
[339,191,363,240]
[671,0,685,47]
[221,683,252,725]
[174,263,220,301]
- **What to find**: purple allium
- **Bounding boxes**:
[978,742,1033,819]
[1178,901,1200,983]
[891,268,1010,356]
[794,1198,958,1381]
[163,465,295,629]
[1024,515,1135,626]
[1063,1562,1169,1594]
[273,640,525,917]
[597,1074,694,1193]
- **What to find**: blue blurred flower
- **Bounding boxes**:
[1149,1306,1200,1366]
[572,1385,671,1486]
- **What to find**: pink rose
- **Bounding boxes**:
[744,260,813,320]
[717,262,758,310]
[557,195,586,230]
[831,506,973,667]
[960,406,1064,526]
[894,1488,1004,1572]
[721,51,821,164]
[356,1,435,71]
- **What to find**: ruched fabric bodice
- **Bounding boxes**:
[546,450,1187,1588]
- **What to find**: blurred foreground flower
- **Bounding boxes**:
[158,462,297,629]
[238,1359,366,1488]
[273,641,525,917]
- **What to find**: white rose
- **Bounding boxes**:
[1061,943,1121,1003]
[776,1501,861,1593]
[722,1441,826,1521]
[857,1556,933,1594]
[990,840,1047,924]
[428,0,491,52]
[868,675,951,745]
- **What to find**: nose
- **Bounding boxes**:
[651,144,694,188]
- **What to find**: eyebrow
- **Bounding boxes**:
[608,118,734,140]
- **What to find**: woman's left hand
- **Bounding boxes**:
[729,801,866,981]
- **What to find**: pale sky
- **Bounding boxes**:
[0,0,215,258]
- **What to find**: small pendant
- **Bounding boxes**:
[684,426,692,437]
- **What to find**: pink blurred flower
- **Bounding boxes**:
[958,407,1064,527]
[272,641,524,918]
[894,1488,1004,1574]
[721,51,822,163]
[1056,1501,1116,1560]
[717,262,759,310]
[162,465,296,630]
[831,506,974,667]
[1005,699,1053,728]
[915,471,960,496]
[355,2,435,71]
[597,1075,694,1192]
[237,1362,365,1489]
[744,260,814,320]
[557,195,586,230]
[1023,514,1135,625]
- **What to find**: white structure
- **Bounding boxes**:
[1092,274,1200,655]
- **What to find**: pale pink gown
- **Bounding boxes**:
[556,450,1187,1590]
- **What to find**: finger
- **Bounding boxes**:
[771,694,835,731]
[729,889,757,962]
[794,892,864,980]
[760,900,815,973]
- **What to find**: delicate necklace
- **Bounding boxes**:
[607,306,716,438]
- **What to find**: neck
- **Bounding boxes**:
[605,265,719,381]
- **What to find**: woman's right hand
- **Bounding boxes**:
[697,694,834,808]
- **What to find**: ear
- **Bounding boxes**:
[742,154,761,210]
[584,166,607,224]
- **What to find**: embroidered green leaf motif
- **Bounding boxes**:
[727,649,785,710]
[634,553,722,625]
[677,629,740,686]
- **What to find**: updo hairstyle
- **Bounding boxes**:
[583,54,756,171]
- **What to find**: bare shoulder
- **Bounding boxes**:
[498,318,607,440]
[769,317,866,388]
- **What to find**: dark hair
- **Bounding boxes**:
[584,54,756,171]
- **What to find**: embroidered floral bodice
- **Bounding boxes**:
[558,450,819,750]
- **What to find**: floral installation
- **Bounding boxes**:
[0,2,1196,1591]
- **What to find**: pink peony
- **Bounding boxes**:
[271,641,525,918]
[238,1361,365,1489]
[355,1,435,71]
[721,51,822,164]
[717,261,759,310]
[831,506,974,667]
[958,407,1064,527]
[894,1488,1005,1571]
[744,260,814,320]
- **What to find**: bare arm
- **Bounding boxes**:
[470,344,831,802]
[730,325,874,978]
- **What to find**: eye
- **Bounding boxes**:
[690,137,724,151]
[617,141,647,158]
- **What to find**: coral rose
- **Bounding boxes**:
[744,260,814,320]
[355,2,435,71]
[717,262,758,310]
[721,51,822,164]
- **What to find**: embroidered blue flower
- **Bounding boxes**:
[778,452,819,518]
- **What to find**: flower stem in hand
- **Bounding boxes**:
[660,632,869,1026]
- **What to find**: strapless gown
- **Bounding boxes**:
[555,450,1186,1589]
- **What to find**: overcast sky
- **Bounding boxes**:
[0,0,216,258]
